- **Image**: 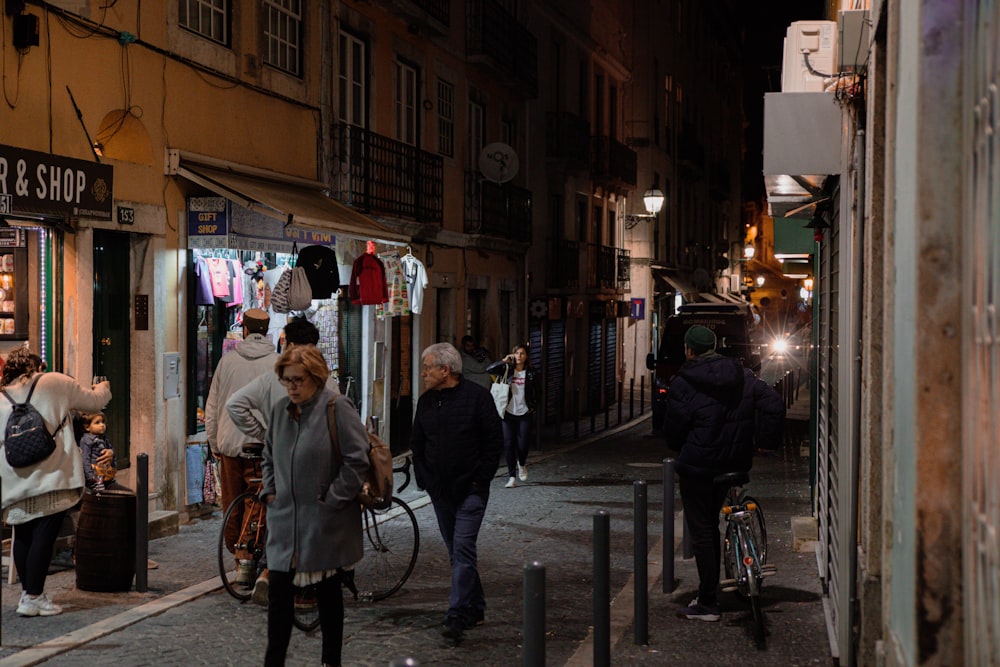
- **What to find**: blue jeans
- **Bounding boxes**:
[430,491,488,622]
[502,412,531,478]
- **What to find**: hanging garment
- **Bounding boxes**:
[193,257,216,306]
[400,253,429,314]
[224,259,244,308]
[376,251,410,318]
[205,257,231,298]
[297,245,341,299]
[349,253,389,305]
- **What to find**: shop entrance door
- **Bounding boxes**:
[93,230,131,469]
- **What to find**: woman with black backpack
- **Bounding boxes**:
[0,347,111,617]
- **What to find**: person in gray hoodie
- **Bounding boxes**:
[205,308,278,581]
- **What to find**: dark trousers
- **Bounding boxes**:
[502,412,531,478]
[431,491,488,622]
[679,476,729,606]
[13,511,65,596]
[264,570,344,667]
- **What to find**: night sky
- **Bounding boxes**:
[736,1,827,201]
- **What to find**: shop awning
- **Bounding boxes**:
[167,150,409,244]
[651,267,698,296]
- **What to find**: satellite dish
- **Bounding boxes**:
[478,142,519,183]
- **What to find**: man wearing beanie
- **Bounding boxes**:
[663,324,785,622]
[205,308,279,588]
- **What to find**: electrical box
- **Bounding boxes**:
[781,21,837,93]
[838,10,870,72]
[163,353,181,399]
[12,13,39,49]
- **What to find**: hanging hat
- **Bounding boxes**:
[243,308,270,335]
[683,325,717,354]
[296,245,341,299]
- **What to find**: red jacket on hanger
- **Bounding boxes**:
[349,252,389,305]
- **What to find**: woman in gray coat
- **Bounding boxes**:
[261,345,369,667]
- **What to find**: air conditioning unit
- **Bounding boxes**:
[781,21,837,93]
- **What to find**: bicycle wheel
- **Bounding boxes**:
[352,497,419,602]
[742,495,768,565]
[218,491,267,601]
[293,588,320,632]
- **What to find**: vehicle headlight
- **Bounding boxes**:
[771,337,789,354]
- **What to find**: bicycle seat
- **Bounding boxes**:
[241,443,265,458]
[713,471,749,488]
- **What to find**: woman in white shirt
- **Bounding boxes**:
[488,345,539,488]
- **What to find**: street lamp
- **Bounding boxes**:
[623,187,665,229]
[756,275,765,287]
[744,243,755,260]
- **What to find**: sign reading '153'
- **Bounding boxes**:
[0,144,114,220]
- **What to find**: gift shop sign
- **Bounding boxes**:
[0,144,114,220]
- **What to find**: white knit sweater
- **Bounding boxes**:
[0,371,112,520]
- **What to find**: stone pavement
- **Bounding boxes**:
[0,410,831,666]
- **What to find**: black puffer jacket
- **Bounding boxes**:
[662,353,785,480]
[411,377,504,502]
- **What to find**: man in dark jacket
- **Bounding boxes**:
[663,325,784,622]
[411,342,504,641]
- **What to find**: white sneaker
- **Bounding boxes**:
[517,463,528,482]
[505,477,517,488]
[17,592,62,617]
[16,592,38,617]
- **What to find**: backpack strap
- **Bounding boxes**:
[2,374,65,436]
[326,395,344,466]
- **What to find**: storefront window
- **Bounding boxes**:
[0,223,61,367]
[186,248,340,434]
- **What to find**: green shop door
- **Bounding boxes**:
[93,230,131,470]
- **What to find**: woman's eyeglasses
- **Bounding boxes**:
[279,375,309,388]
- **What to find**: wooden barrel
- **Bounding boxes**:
[75,489,136,592]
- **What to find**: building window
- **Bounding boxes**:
[179,0,228,45]
[263,0,302,76]
[437,78,455,157]
[467,95,485,165]
[395,60,418,146]
[338,31,367,124]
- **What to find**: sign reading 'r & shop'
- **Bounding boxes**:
[0,144,114,220]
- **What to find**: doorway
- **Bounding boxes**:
[93,230,131,469]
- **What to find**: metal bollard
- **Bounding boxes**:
[662,458,677,593]
[573,389,580,441]
[135,453,149,592]
[634,481,648,645]
[630,377,635,420]
[604,393,610,430]
[523,561,546,667]
[593,511,611,667]
[639,376,645,415]
[617,381,623,426]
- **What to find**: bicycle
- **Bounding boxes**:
[716,471,775,645]
[292,449,420,633]
[216,444,315,631]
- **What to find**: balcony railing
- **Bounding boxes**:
[467,0,538,97]
[369,0,449,32]
[464,170,532,241]
[546,112,590,167]
[591,136,637,188]
[548,239,581,289]
[331,123,443,223]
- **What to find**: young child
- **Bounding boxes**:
[79,412,117,491]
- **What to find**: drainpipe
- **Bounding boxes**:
[846,123,866,667]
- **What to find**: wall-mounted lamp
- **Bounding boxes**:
[623,186,665,230]
[805,210,831,242]
[756,275,765,287]
[743,243,755,260]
